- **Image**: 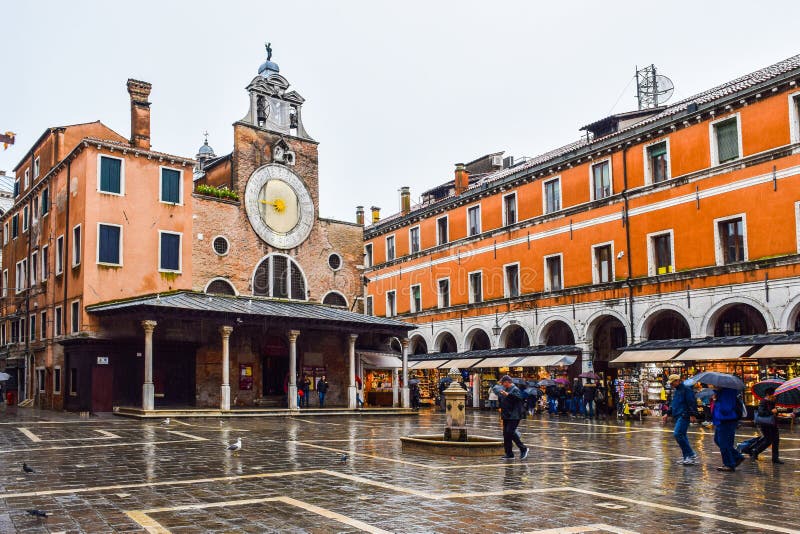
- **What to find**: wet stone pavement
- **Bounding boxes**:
[0,409,798,533]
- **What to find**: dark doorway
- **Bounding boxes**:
[262,336,289,400]
[542,321,576,346]
[469,329,491,350]
[411,337,428,355]
[437,332,458,353]
[713,304,767,337]
[503,325,530,348]
[646,310,691,340]
[590,316,626,375]
[91,366,113,412]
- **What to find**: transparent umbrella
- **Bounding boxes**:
[0,372,11,382]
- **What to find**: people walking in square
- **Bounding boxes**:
[317,375,329,407]
[497,375,529,460]
[487,383,499,410]
[750,390,791,464]
[355,375,364,408]
[410,380,421,410]
[712,386,745,472]
[582,379,597,419]
[300,374,311,408]
[661,374,698,465]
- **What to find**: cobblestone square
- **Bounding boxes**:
[0,410,798,533]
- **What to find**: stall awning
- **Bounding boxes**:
[358,351,402,369]
[747,344,800,359]
[409,359,449,369]
[439,358,485,369]
[474,356,525,368]
[611,349,683,364]
[675,346,753,361]
[511,355,577,367]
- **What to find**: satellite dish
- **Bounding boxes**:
[654,75,674,104]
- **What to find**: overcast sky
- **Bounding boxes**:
[1,1,799,222]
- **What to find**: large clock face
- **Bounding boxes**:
[245,164,314,249]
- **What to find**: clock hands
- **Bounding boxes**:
[260,198,286,213]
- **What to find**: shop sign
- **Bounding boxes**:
[97,357,109,365]
[239,364,253,390]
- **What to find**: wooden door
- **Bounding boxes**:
[91,366,113,412]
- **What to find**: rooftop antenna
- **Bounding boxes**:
[636,64,674,109]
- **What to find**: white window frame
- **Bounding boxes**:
[22,205,29,232]
[70,299,80,334]
[41,244,49,281]
[2,269,7,297]
[502,192,518,226]
[72,224,82,267]
[543,253,564,292]
[543,176,562,214]
[15,259,26,293]
[647,229,676,276]
[643,138,671,185]
[437,277,450,308]
[589,158,613,201]
[468,270,483,304]
[385,234,396,262]
[97,153,126,196]
[410,283,422,313]
[503,262,521,298]
[591,241,615,285]
[385,290,397,318]
[53,366,61,395]
[790,91,800,145]
[55,306,63,337]
[40,310,46,341]
[709,113,743,166]
[158,230,183,273]
[33,156,40,178]
[56,235,64,274]
[408,225,421,254]
[466,204,482,236]
[159,165,184,205]
[36,367,45,393]
[436,215,449,246]
[713,213,748,266]
[3,222,7,245]
[30,251,37,286]
[364,243,373,268]
[41,186,50,217]
[365,295,374,316]
[96,222,124,266]
[24,169,30,189]
[29,313,36,342]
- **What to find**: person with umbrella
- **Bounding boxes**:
[496,375,529,460]
[749,386,787,464]
[661,374,699,465]
[711,385,745,472]
[409,377,421,410]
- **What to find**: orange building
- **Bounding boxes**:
[363,55,800,408]
[1,49,412,413]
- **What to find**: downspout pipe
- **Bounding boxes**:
[63,162,70,341]
[622,145,635,345]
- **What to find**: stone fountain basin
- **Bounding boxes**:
[400,435,504,456]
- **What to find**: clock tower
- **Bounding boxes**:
[233,43,320,245]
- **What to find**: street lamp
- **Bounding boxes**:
[492,310,502,337]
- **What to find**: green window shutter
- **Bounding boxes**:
[98,225,120,264]
[100,157,121,193]
[161,169,180,203]
[716,119,739,162]
[648,143,667,158]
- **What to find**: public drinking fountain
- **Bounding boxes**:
[400,367,504,456]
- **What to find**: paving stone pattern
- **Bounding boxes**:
[0,409,798,533]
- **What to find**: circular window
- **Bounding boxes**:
[213,236,229,256]
[328,253,342,271]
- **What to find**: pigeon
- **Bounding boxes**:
[26,509,48,518]
[160,417,170,425]
[22,463,34,474]
[226,437,242,452]
[340,454,348,463]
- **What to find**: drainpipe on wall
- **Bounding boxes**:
[622,145,635,345]
[24,153,34,403]
[63,161,71,349]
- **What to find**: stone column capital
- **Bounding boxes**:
[219,325,234,338]
[400,337,410,349]
[141,320,157,334]
[348,333,359,344]
[287,329,301,343]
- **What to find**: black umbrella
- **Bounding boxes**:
[751,379,784,401]
[686,371,744,391]
[537,379,556,387]
[408,378,421,386]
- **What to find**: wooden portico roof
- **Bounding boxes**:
[86,291,415,336]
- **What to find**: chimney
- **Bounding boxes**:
[127,79,152,150]
[399,187,410,215]
[356,206,365,225]
[370,206,381,223]
[454,163,469,195]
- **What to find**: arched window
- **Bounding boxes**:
[206,278,237,296]
[322,291,347,308]
[253,254,307,300]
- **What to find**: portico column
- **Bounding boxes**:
[392,368,399,407]
[141,320,157,411]
[219,326,233,411]
[401,338,410,408]
[288,330,300,410]
[348,334,358,409]
[581,349,593,375]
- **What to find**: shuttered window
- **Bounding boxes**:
[160,168,181,203]
[159,232,181,271]
[714,118,739,163]
[41,187,49,215]
[11,215,18,238]
[98,224,121,265]
[99,156,122,194]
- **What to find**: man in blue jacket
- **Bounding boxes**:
[713,387,745,472]
[497,375,529,460]
[661,374,698,465]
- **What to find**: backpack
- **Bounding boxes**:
[735,394,747,420]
